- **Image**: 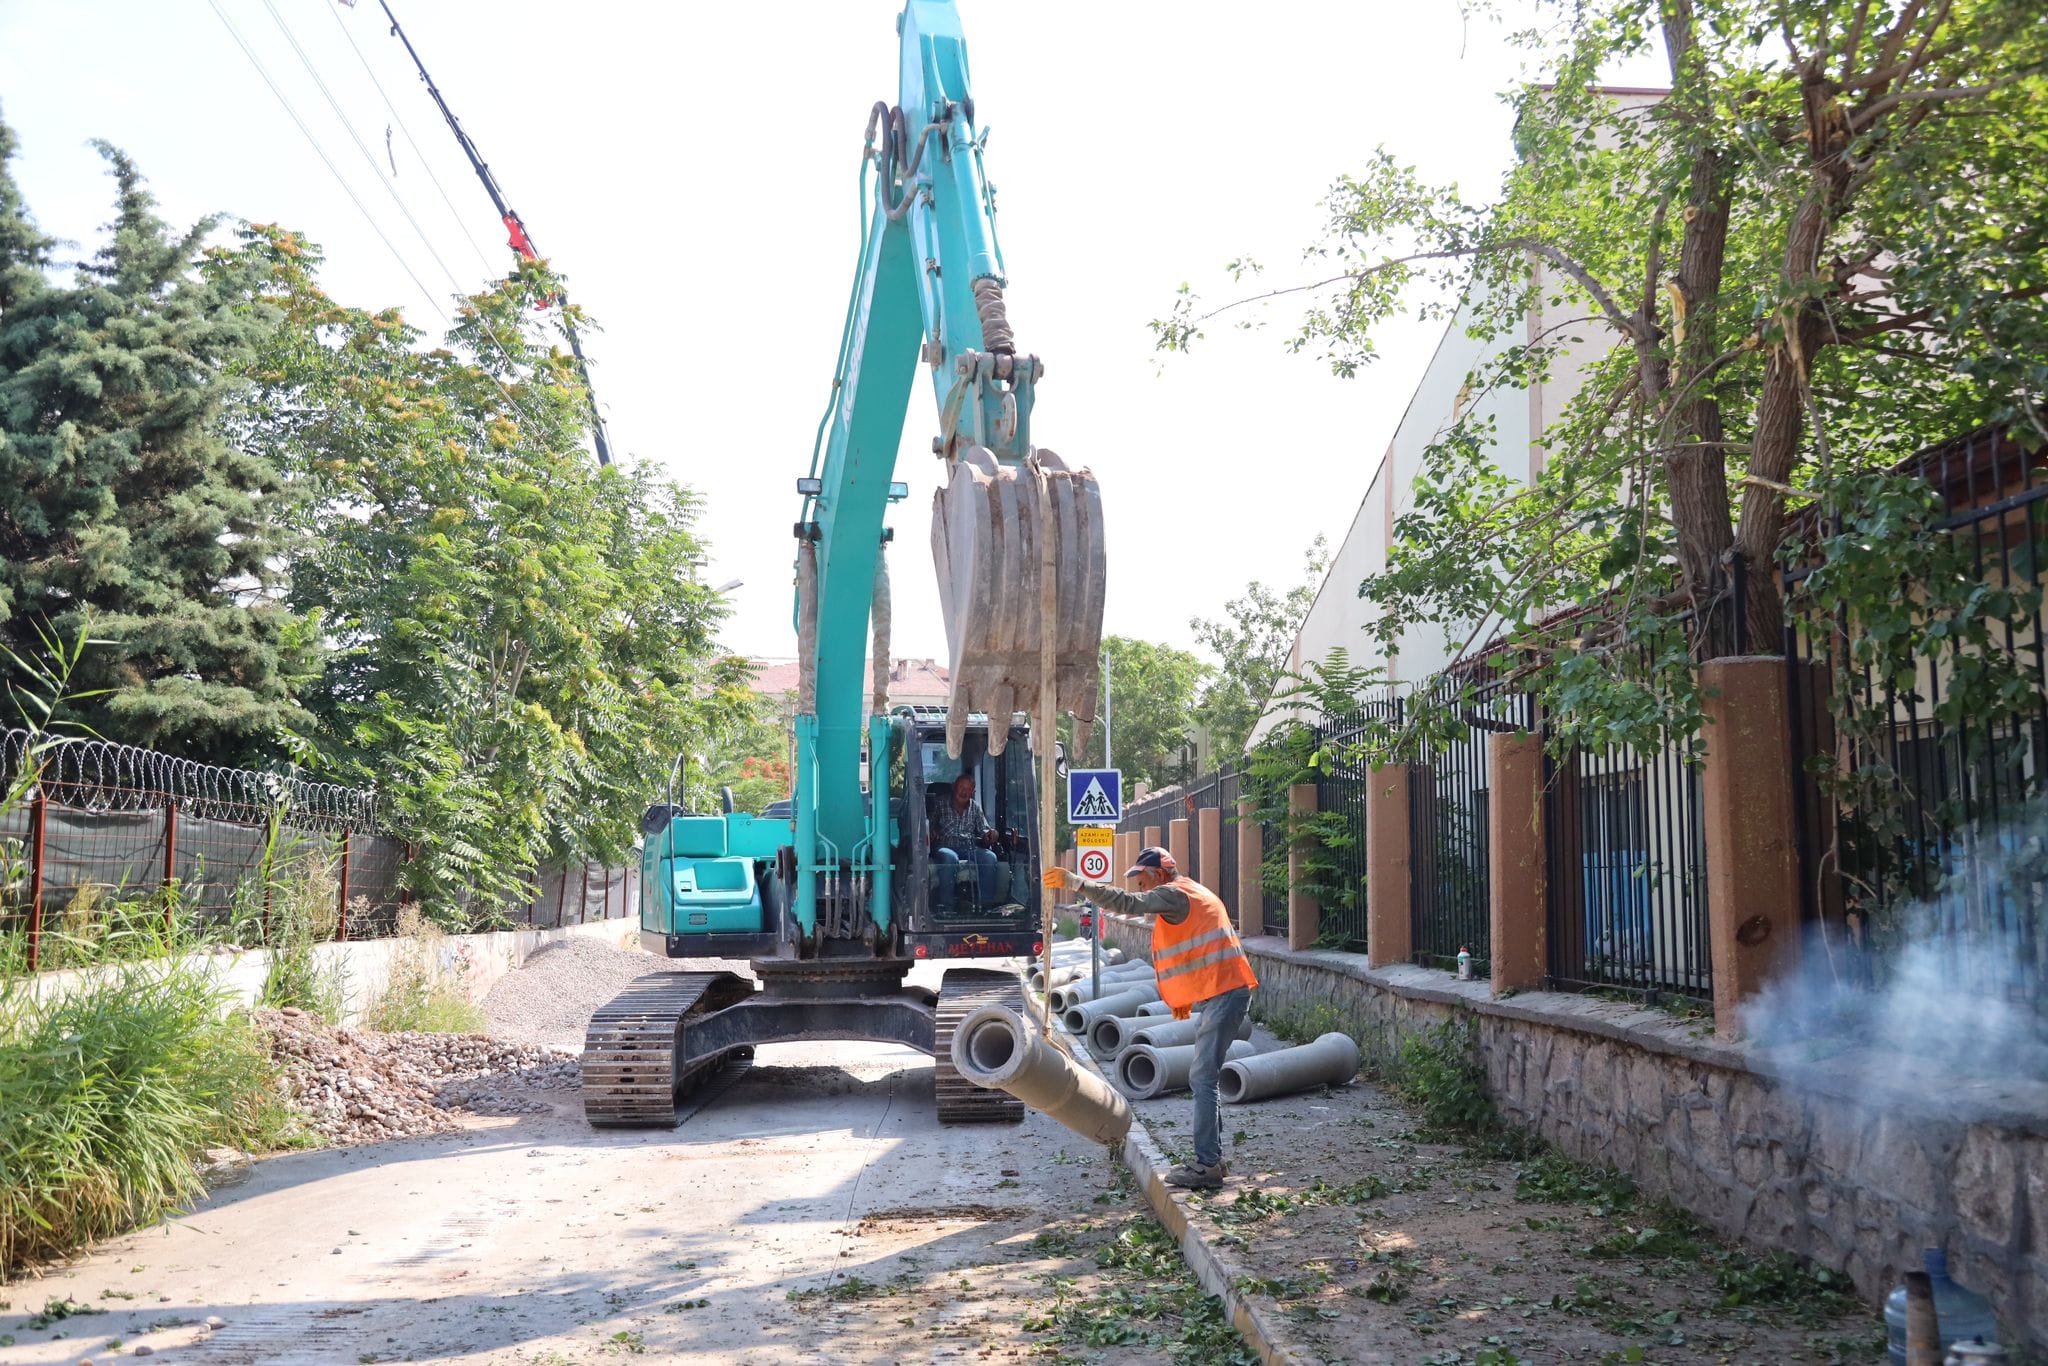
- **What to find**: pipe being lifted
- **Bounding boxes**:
[1086,1002,1172,1056]
[1118,1039,1258,1101]
[949,1004,1131,1144]
[1061,985,1161,1035]
[1217,1032,1360,1104]
[1124,1012,1254,1054]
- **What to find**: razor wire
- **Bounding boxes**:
[0,728,385,834]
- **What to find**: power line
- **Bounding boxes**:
[256,0,570,448]
[323,0,497,275]
[210,0,572,453]
[206,0,451,327]
[364,0,615,467]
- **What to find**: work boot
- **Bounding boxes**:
[1165,1160,1225,1191]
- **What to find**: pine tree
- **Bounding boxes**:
[0,109,312,763]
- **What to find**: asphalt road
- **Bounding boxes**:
[5,978,1123,1365]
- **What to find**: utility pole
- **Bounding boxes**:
[1101,648,1113,771]
[370,0,614,467]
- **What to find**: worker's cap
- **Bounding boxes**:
[1125,846,1177,878]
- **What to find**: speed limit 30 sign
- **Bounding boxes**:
[1074,826,1115,885]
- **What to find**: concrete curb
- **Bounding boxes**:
[1029,983,1307,1366]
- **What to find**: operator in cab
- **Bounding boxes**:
[930,772,1005,912]
[1043,847,1257,1190]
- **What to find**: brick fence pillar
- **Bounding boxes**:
[1196,805,1221,894]
[1487,733,1547,993]
[1143,824,1162,856]
[1236,799,1263,938]
[1366,764,1415,969]
[1168,817,1191,880]
[1701,656,1803,1041]
[1287,783,1320,951]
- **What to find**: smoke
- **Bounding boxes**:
[1739,807,2048,1085]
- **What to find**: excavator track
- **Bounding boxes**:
[581,971,751,1128]
[933,968,1026,1124]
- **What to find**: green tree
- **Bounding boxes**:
[0,114,312,762]
[1069,635,1209,791]
[1190,538,1326,764]
[701,677,791,816]
[1157,1,2047,752]
[217,224,740,919]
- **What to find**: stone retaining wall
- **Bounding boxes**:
[1097,913,2047,1344]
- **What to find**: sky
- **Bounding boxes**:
[0,0,1650,664]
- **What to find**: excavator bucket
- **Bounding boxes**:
[931,446,1105,757]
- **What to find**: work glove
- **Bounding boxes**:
[1171,1004,1192,1022]
[1040,866,1071,891]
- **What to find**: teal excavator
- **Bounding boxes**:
[579,0,1106,1127]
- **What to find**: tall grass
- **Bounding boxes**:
[365,905,484,1033]
[0,954,300,1276]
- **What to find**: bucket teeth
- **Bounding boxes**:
[932,446,1105,756]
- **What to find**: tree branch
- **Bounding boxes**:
[1169,238,1644,345]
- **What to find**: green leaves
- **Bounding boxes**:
[218,227,734,924]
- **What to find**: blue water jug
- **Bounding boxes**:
[1884,1248,1999,1365]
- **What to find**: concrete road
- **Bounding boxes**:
[5,1000,1124,1363]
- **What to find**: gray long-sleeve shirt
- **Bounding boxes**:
[1071,880,1191,926]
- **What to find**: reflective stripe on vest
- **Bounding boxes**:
[1148,877,1258,1009]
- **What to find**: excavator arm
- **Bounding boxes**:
[787,0,1105,949]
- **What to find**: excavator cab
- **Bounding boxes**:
[885,706,1042,954]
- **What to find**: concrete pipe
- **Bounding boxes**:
[1033,954,1135,993]
[1050,968,1154,1013]
[949,1004,1131,1144]
[1126,1013,1254,1052]
[1087,1003,1174,1056]
[1118,1040,1258,1101]
[1218,1032,1360,1104]
[1061,986,1161,1035]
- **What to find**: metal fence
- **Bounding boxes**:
[1542,725,1712,1002]
[1405,674,1533,974]
[1784,426,2046,1006]
[1315,699,1400,952]
[0,729,636,969]
[0,728,407,967]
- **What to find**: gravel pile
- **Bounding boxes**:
[260,1007,575,1144]
[481,936,666,1049]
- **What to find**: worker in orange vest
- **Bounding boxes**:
[1043,846,1257,1189]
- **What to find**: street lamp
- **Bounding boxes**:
[714,579,743,594]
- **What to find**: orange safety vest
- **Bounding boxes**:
[1150,877,1259,1010]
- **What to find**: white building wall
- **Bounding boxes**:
[1254,265,1619,744]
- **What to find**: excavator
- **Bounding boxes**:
[579,0,1106,1128]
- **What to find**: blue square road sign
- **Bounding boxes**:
[1067,768,1122,824]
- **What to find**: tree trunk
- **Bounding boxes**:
[1663,147,1737,628]
[1732,66,1854,654]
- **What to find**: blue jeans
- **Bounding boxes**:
[932,846,1001,911]
[1190,985,1252,1169]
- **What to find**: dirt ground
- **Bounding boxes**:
[1,953,1251,1366]
[1124,1019,1888,1366]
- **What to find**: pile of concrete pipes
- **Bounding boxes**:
[1026,945,1125,994]
[1046,959,1155,1015]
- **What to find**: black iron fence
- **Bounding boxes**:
[1784,427,2046,1007]
[1541,725,1712,1002]
[1407,674,1532,974]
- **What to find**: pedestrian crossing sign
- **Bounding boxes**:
[1067,768,1121,825]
